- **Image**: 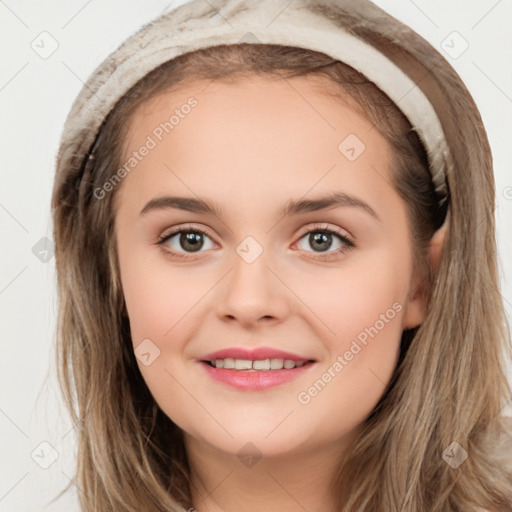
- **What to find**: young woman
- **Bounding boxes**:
[50,0,512,510]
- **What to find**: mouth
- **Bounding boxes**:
[201,358,316,371]
[197,347,317,390]
[198,346,316,368]
[199,357,317,391]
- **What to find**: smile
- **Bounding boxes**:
[204,358,310,370]
[199,359,317,391]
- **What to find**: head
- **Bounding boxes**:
[114,65,442,475]
[50,3,512,512]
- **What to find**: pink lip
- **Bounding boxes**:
[199,346,314,363]
[199,360,316,391]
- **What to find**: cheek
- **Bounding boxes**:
[118,239,209,347]
[296,250,408,344]
[292,254,407,415]
[118,252,210,427]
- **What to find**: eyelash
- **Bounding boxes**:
[156,223,355,261]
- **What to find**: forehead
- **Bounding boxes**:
[116,74,395,217]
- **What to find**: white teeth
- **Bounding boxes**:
[223,358,235,369]
[270,358,284,370]
[212,358,308,371]
[253,359,271,370]
[235,359,253,370]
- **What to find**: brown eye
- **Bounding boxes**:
[295,224,355,259]
[175,231,206,252]
[157,226,216,256]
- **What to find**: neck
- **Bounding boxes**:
[183,431,359,512]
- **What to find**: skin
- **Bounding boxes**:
[114,75,444,512]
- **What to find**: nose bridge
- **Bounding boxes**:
[217,234,288,324]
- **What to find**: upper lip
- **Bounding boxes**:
[199,347,315,363]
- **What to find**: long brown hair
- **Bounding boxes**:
[50,2,512,511]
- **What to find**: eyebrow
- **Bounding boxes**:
[139,192,381,222]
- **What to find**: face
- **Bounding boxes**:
[114,75,427,459]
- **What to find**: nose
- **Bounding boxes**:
[216,249,290,328]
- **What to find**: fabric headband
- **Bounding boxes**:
[58,0,450,206]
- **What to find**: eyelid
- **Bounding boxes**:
[296,222,354,244]
[157,222,353,242]
[156,221,355,259]
[156,223,216,244]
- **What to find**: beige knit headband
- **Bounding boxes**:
[56,0,451,206]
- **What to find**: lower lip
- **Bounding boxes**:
[199,361,316,391]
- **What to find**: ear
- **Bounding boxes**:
[402,220,447,329]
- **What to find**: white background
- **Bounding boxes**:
[1,1,511,510]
